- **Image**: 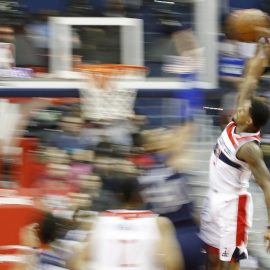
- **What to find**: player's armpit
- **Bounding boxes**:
[157,217,184,270]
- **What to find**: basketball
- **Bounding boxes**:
[225,9,270,42]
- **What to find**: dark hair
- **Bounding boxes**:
[39,212,74,244]
[249,97,270,130]
[114,176,143,205]
[119,177,139,203]
[95,141,113,157]
[132,132,143,148]
[39,212,58,244]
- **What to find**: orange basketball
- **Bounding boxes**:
[225,9,270,42]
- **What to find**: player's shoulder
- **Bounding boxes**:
[239,140,261,152]
[156,216,175,232]
[237,140,263,163]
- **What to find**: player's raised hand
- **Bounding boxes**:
[256,37,270,64]
[255,26,270,39]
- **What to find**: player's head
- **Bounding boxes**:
[38,212,58,244]
[38,212,73,244]
[117,177,141,204]
[113,166,145,209]
[235,96,270,131]
[250,97,270,130]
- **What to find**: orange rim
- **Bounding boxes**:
[75,64,148,90]
[74,63,148,76]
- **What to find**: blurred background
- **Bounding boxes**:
[0,0,269,269]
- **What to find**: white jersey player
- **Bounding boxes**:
[200,39,270,270]
[200,121,260,262]
[87,177,183,270]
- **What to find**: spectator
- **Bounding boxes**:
[135,0,201,77]
[104,0,126,17]
[20,212,67,269]
[48,115,91,152]
[26,10,81,69]
[13,18,42,68]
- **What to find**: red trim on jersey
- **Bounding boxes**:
[236,194,248,246]
[236,135,261,145]
[205,244,219,255]
[226,122,261,148]
[236,133,260,140]
[226,122,238,148]
[101,210,156,219]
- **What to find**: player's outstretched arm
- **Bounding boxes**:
[157,217,184,270]
[237,40,270,108]
[237,142,270,252]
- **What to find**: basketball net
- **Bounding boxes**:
[77,64,148,122]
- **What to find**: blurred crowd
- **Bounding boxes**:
[1,1,270,270]
[0,0,199,77]
[0,0,205,268]
[0,96,204,269]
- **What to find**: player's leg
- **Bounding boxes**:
[207,253,221,270]
[207,251,240,270]
[203,245,222,270]
[227,261,240,270]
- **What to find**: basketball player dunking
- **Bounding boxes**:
[200,39,270,269]
[87,175,184,270]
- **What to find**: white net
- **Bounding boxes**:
[80,65,146,121]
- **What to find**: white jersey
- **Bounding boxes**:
[89,210,162,270]
[200,122,259,260]
[209,121,260,193]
